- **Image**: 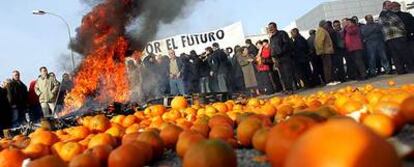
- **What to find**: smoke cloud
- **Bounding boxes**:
[72,0,201,55]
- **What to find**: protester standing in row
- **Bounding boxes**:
[35,67,60,117]
[27,80,42,123]
[168,50,185,95]
[0,81,12,131]
[344,18,368,80]
[255,40,275,95]
[379,1,414,74]
[307,29,325,85]
[236,47,258,95]
[209,43,230,93]
[291,28,313,88]
[315,20,335,85]
[6,70,28,127]
[268,22,295,94]
[361,14,391,76]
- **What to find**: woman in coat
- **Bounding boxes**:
[236,47,258,95]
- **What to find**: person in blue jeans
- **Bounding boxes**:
[361,14,391,76]
[168,49,186,95]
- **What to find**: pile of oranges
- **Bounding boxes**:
[0,82,414,167]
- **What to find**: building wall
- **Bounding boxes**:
[296,0,385,30]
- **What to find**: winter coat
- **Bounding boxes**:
[344,24,364,52]
[35,76,60,103]
[209,49,231,76]
[6,79,28,108]
[315,27,335,55]
[292,35,310,61]
[28,80,39,106]
[0,87,12,129]
[361,23,385,43]
[237,54,258,88]
[247,44,259,56]
[269,30,294,58]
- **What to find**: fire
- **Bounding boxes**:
[60,0,134,116]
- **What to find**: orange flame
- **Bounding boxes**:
[60,37,130,116]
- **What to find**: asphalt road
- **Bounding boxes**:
[266,73,414,98]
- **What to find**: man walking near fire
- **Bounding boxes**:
[35,67,60,118]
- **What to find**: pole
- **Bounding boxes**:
[45,12,76,71]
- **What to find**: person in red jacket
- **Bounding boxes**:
[344,18,367,80]
[255,40,276,95]
[27,80,42,123]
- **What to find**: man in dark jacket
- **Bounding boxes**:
[268,22,295,94]
[246,39,259,56]
[182,51,201,94]
[361,15,391,76]
[331,20,347,82]
[0,81,12,131]
[7,70,28,127]
[209,43,229,93]
[291,28,313,88]
[199,48,212,94]
[230,45,245,93]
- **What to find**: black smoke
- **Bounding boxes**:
[72,0,200,55]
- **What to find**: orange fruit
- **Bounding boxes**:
[108,143,148,167]
[252,128,269,153]
[121,115,139,128]
[266,116,318,167]
[236,117,263,147]
[208,115,234,128]
[59,142,84,162]
[23,143,51,159]
[159,124,183,149]
[89,115,110,133]
[27,155,66,167]
[176,131,205,157]
[88,133,116,149]
[388,80,396,86]
[148,105,167,117]
[212,102,229,113]
[209,126,234,141]
[190,123,210,137]
[69,153,100,167]
[285,119,401,167]
[110,115,126,124]
[67,126,90,140]
[125,123,140,134]
[362,113,395,138]
[85,145,112,164]
[260,104,277,117]
[137,131,165,160]
[247,98,260,107]
[275,104,294,122]
[105,124,125,138]
[183,139,237,167]
[121,132,140,144]
[0,148,27,167]
[340,100,364,114]
[269,97,282,107]
[400,96,414,122]
[30,130,59,146]
[171,96,188,110]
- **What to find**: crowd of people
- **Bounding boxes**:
[127,1,414,102]
[0,67,73,130]
[1,1,414,131]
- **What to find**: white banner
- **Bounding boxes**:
[144,22,245,56]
